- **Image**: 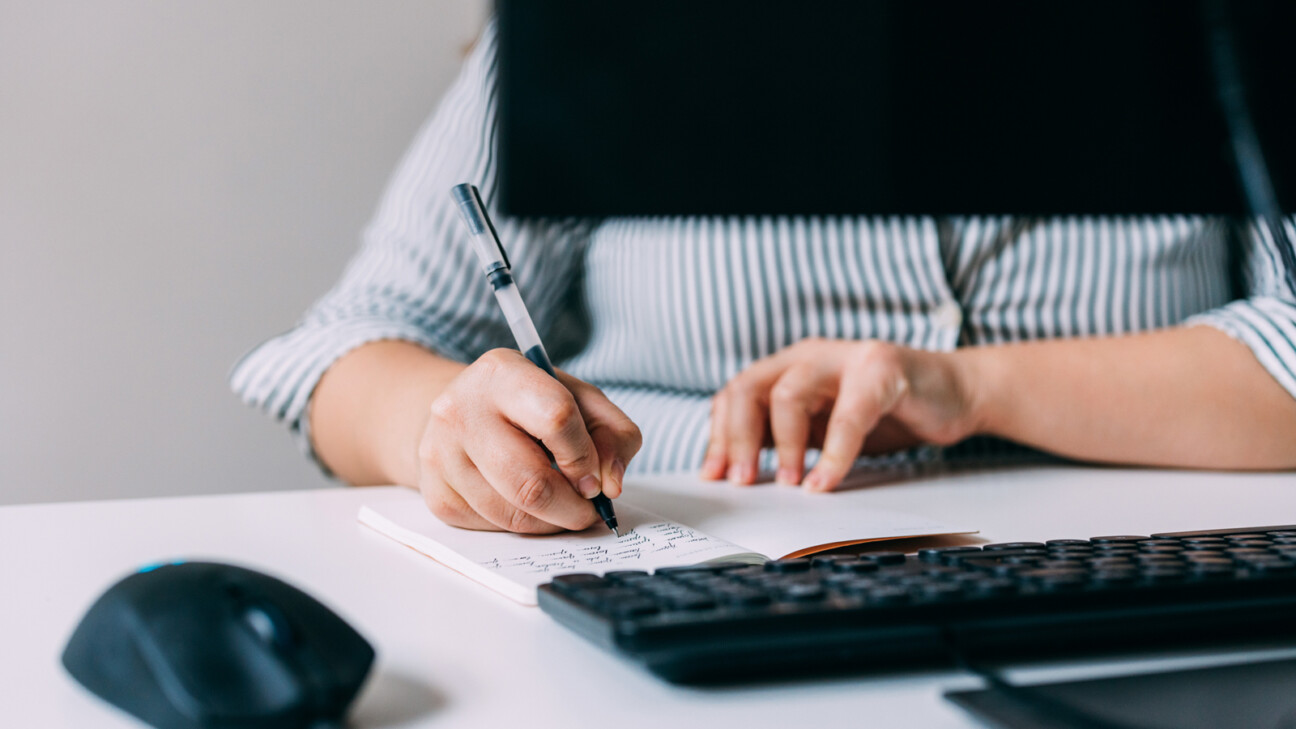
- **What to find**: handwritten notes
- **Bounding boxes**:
[359,493,763,605]
[479,522,749,577]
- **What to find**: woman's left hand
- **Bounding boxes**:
[700,338,983,491]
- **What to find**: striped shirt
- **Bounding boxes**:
[231,20,1296,476]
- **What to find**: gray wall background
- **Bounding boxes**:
[1,1,489,504]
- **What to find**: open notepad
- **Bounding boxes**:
[359,474,974,605]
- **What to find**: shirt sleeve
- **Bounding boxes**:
[229,19,592,467]
[1184,216,1296,400]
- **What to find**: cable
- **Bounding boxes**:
[941,629,1153,729]
[1200,0,1296,297]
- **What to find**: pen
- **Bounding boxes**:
[450,183,623,537]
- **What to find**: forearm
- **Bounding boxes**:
[960,325,1296,470]
[310,340,465,486]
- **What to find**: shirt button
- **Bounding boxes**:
[934,301,963,331]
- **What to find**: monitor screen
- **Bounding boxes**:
[496,0,1295,217]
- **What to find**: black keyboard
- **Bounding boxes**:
[537,526,1296,683]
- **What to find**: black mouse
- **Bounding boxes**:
[62,561,375,729]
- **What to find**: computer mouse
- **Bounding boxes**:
[61,561,375,729]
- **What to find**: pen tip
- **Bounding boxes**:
[613,527,624,538]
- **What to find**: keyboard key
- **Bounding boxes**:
[780,584,828,602]
[918,546,981,562]
[1136,539,1182,548]
[1139,546,1185,556]
[666,594,717,610]
[654,565,719,576]
[945,549,1042,567]
[1047,545,1094,555]
[1184,555,1233,566]
[1240,558,1295,573]
[1089,557,1135,568]
[1189,562,1235,578]
[1046,539,1091,547]
[1038,559,1089,570]
[1132,553,1182,565]
[970,578,1018,596]
[1018,568,1089,588]
[1090,544,1138,554]
[1000,554,1046,565]
[861,552,906,565]
[1140,567,1187,583]
[609,599,661,617]
[1091,570,1139,585]
[550,574,603,594]
[832,560,880,573]
[765,559,812,573]
[866,587,910,605]
[985,542,1046,551]
[1090,535,1148,544]
[1223,533,1272,543]
[811,555,858,568]
[914,583,965,602]
[717,589,772,607]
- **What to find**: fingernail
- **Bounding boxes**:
[577,475,602,499]
[702,455,724,478]
[776,467,798,485]
[611,459,626,490]
[730,463,756,484]
[803,473,827,492]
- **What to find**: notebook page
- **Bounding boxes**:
[619,472,975,559]
[359,490,764,605]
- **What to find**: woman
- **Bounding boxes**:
[232,22,1296,535]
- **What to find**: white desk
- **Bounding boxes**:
[5,466,1296,728]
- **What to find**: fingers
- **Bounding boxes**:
[707,345,840,486]
[804,348,909,492]
[560,373,642,499]
[724,372,770,485]
[715,352,798,484]
[463,423,600,531]
[417,348,626,533]
[704,347,830,485]
[473,349,605,501]
[494,377,604,500]
[418,440,568,534]
[767,361,831,485]
[701,388,730,480]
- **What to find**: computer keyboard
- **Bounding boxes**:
[537,525,1296,683]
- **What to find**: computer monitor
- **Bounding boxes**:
[495,0,1295,218]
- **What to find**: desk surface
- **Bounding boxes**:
[5,465,1296,728]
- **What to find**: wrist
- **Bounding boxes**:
[312,340,466,487]
[950,344,1009,440]
[385,359,467,488]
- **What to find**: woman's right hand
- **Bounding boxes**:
[416,348,642,534]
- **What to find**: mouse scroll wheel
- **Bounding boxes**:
[241,602,297,650]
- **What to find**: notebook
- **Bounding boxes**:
[358,474,974,605]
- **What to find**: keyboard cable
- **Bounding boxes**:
[940,627,1152,729]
